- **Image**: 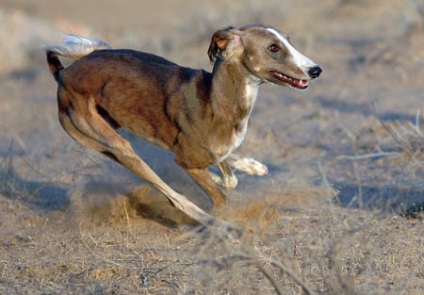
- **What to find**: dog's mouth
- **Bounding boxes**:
[270,71,309,89]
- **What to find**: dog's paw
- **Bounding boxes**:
[210,172,238,189]
[228,156,268,176]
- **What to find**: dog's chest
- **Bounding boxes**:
[213,118,248,163]
[230,118,249,150]
[214,83,258,162]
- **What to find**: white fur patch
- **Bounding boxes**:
[266,28,316,70]
[210,171,238,189]
[232,81,259,149]
[216,81,259,163]
[226,154,268,176]
[44,34,110,59]
[245,81,259,102]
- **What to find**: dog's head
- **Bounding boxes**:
[208,24,322,90]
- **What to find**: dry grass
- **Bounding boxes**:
[3,191,423,294]
[1,146,423,294]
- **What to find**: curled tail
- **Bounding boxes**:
[44,35,111,83]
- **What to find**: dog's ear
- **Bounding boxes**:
[208,26,241,63]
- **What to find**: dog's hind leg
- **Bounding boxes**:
[58,94,215,224]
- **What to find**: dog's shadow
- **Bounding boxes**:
[0,154,201,229]
[0,159,70,212]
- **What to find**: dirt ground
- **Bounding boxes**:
[1,0,424,294]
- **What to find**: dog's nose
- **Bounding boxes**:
[308,66,322,79]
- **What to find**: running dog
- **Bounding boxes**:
[45,24,322,226]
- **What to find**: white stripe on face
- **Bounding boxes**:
[266,28,316,69]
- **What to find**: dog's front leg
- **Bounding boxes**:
[185,167,227,207]
[210,160,238,190]
[210,154,268,189]
[226,153,268,176]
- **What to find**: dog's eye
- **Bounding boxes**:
[268,44,280,53]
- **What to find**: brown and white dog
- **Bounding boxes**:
[45,24,322,227]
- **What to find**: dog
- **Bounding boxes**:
[45,24,322,226]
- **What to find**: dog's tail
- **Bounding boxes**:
[44,35,111,82]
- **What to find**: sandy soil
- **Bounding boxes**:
[1,0,424,294]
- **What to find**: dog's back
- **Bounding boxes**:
[46,36,215,158]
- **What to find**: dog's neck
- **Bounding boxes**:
[210,59,261,121]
